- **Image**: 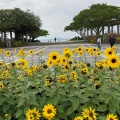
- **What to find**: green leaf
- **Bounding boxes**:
[0,116,3,120]
[29,99,39,106]
[4,93,10,98]
[98,116,106,120]
[7,97,14,105]
[70,97,79,111]
[15,109,23,118]
[109,102,116,114]
[110,91,117,99]
[59,112,67,119]
[39,97,46,107]
[66,106,73,115]
[99,93,112,104]
[97,104,107,112]
[53,97,59,105]
[0,96,6,105]
[57,105,64,113]
[58,89,66,95]
[92,98,99,105]
[24,106,30,114]
[47,88,56,97]
[3,104,9,113]
[111,98,119,109]
[17,98,25,107]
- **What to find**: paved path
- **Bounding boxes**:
[0,43,120,65]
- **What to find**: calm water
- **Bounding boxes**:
[38,38,70,43]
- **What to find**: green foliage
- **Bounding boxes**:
[70,36,83,41]
[12,41,23,47]
[116,37,120,43]
[0,8,48,41]
[65,3,120,36]
[0,41,7,48]
[0,47,120,119]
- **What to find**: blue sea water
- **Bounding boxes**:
[36,37,71,43]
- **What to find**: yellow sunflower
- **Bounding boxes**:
[0,83,5,89]
[102,59,108,68]
[85,48,90,53]
[0,49,3,52]
[42,104,56,120]
[48,51,60,62]
[93,48,97,52]
[81,67,88,75]
[0,61,3,66]
[46,59,54,67]
[106,114,118,120]
[17,49,26,57]
[107,55,120,68]
[11,62,16,68]
[63,49,72,60]
[16,58,28,69]
[63,47,70,52]
[76,46,83,53]
[82,107,97,120]
[111,46,116,51]
[57,74,67,83]
[40,50,44,54]
[74,116,83,120]
[96,51,101,57]
[29,50,34,55]
[62,63,70,71]
[5,51,11,57]
[95,61,103,69]
[78,51,84,57]
[82,108,89,118]
[61,56,67,65]
[14,48,17,54]
[70,71,78,81]
[104,47,114,57]
[26,108,41,120]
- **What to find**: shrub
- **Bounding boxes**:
[116,37,120,43]
[12,41,23,47]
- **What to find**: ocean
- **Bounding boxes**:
[37,38,71,43]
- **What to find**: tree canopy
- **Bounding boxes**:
[0,8,49,41]
[64,3,120,36]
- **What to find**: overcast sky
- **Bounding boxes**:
[0,0,120,40]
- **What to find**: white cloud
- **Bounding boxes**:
[0,0,120,40]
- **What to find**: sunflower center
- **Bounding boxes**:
[21,62,25,65]
[47,109,52,114]
[110,118,113,120]
[63,59,65,62]
[111,59,116,63]
[53,56,57,60]
[65,53,70,58]
[89,112,93,117]
[109,51,112,54]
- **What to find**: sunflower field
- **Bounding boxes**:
[0,46,120,120]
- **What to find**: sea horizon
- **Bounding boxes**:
[36,37,71,43]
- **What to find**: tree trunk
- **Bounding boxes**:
[90,28,93,36]
[1,32,4,42]
[4,31,6,42]
[87,28,89,36]
[26,33,28,43]
[10,31,13,41]
[117,24,119,34]
[108,24,110,34]
[102,26,104,42]
[111,26,113,34]
[83,27,86,40]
